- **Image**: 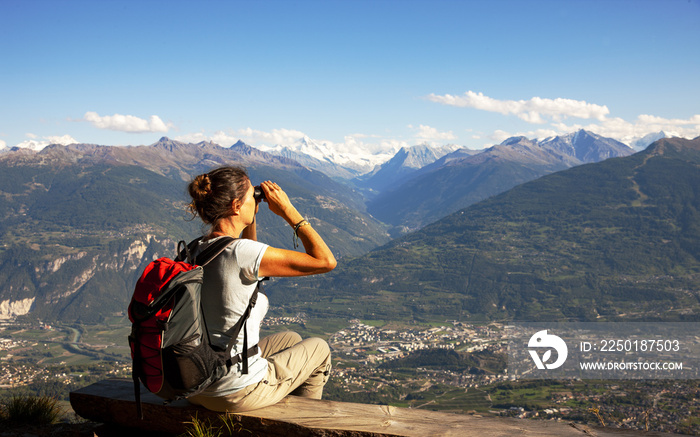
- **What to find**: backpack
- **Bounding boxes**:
[128,237,261,418]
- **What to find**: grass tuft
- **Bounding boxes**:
[180,413,251,437]
[0,393,63,426]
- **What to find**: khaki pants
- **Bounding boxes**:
[189,331,331,412]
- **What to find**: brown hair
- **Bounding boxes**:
[187,166,250,226]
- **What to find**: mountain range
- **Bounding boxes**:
[258,136,393,178]
[365,130,634,233]
[267,136,700,323]
[353,144,460,194]
[250,129,667,177]
[0,130,695,323]
[0,138,390,321]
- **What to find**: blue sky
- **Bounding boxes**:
[1,0,699,155]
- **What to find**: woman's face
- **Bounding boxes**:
[236,180,257,225]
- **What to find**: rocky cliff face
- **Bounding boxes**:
[1,234,175,322]
[0,297,35,319]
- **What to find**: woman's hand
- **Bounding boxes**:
[260,181,304,226]
[257,180,336,278]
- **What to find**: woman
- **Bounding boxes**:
[185,166,336,412]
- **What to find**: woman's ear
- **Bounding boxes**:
[231,199,242,215]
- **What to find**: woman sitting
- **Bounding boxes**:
[185,166,336,412]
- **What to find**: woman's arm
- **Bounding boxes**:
[257,181,337,278]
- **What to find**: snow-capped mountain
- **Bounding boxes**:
[8,135,79,152]
[256,130,646,180]
[270,146,363,180]
[259,136,396,176]
[10,140,56,152]
[628,131,668,151]
[539,130,633,162]
[3,129,680,176]
[355,144,460,192]
[366,129,635,232]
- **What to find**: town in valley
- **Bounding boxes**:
[1,315,698,434]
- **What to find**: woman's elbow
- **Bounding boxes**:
[321,256,337,273]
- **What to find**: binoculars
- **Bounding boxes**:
[253,185,266,202]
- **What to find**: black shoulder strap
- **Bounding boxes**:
[178,236,237,354]
[180,236,264,375]
[176,236,236,266]
[224,280,266,374]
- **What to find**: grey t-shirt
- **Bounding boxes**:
[194,237,269,396]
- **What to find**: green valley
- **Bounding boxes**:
[268,137,700,322]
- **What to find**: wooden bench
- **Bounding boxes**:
[69,379,675,436]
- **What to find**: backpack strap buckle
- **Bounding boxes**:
[226,344,260,369]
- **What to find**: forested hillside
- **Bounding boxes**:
[1,135,695,323]
[0,139,390,321]
[267,137,700,322]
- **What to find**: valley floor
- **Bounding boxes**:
[0,317,698,435]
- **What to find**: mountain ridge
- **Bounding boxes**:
[266,136,700,323]
[354,144,459,193]
[0,139,391,321]
[366,129,634,232]
[1,134,696,323]
[259,136,394,176]
[271,145,363,180]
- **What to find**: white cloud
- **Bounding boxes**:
[47,134,78,145]
[636,114,700,128]
[410,124,457,142]
[0,139,6,149]
[83,111,170,133]
[235,127,307,146]
[490,130,513,144]
[487,112,700,149]
[333,133,404,156]
[172,132,210,144]
[426,91,610,124]
[427,90,700,147]
[547,114,700,145]
[171,107,699,167]
[176,128,307,148]
[489,128,561,144]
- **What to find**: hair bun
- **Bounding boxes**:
[191,174,212,200]
[186,166,250,226]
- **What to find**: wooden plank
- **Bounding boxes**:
[69,379,681,437]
